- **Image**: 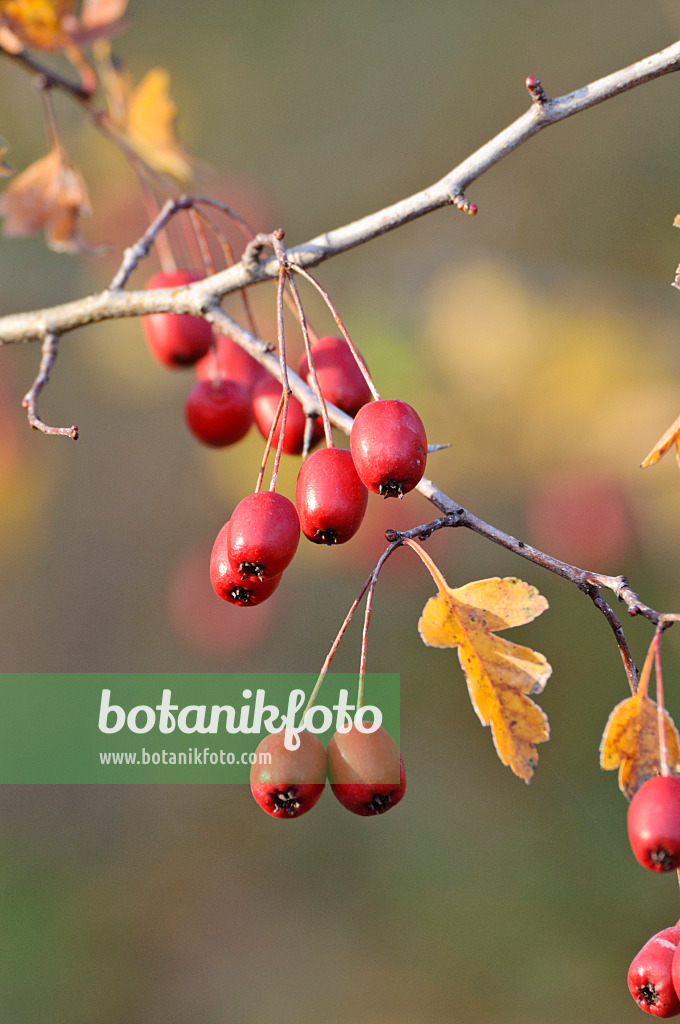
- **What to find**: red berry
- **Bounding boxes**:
[628,775,680,872]
[295,447,368,545]
[252,377,323,455]
[299,335,372,417]
[184,378,253,447]
[250,730,327,818]
[142,270,213,368]
[226,491,300,581]
[210,531,282,606]
[350,399,427,498]
[195,334,267,394]
[327,722,406,816]
[628,925,680,1017]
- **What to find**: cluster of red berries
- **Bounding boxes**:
[249,722,406,819]
[626,774,680,1016]
[141,268,428,608]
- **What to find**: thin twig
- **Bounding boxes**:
[22,333,78,440]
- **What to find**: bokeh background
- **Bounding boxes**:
[2,2,680,1021]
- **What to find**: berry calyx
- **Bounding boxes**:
[350,399,427,498]
[299,335,372,417]
[295,447,368,545]
[226,491,300,580]
[250,730,327,818]
[628,925,680,1017]
[628,775,680,872]
[195,334,267,394]
[184,378,253,447]
[252,377,323,455]
[142,270,213,368]
[210,532,282,606]
[326,722,406,816]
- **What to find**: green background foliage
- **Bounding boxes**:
[1,2,680,1020]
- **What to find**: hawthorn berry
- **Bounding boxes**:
[326,722,406,816]
[250,730,326,818]
[295,447,368,545]
[299,335,372,417]
[350,399,427,498]
[184,378,253,447]
[628,775,680,872]
[142,270,213,368]
[628,925,680,1017]
[226,491,300,581]
[252,377,323,455]
[210,530,282,606]
[195,334,267,394]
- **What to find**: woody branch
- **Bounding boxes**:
[1,39,679,682]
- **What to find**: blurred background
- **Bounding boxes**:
[2,1,680,1021]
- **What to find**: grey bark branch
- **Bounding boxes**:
[1,37,679,682]
[1,39,679,346]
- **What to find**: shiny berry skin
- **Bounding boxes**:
[350,399,427,498]
[195,334,267,394]
[250,730,326,818]
[142,270,213,368]
[327,723,406,816]
[299,335,372,417]
[628,775,680,872]
[252,377,323,455]
[628,925,680,1017]
[295,447,368,545]
[226,491,300,581]
[210,530,282,606]
[184,378,253,447]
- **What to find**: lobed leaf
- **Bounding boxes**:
[416,563,551,783]
[600,691,680,800]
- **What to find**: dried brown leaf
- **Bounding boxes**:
[0,146,91,251]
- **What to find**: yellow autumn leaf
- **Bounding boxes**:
[600,690,680,800]
[125,67,192,182]
[641,412,680,470]
[0,0,74,51]
[407,541,551,782]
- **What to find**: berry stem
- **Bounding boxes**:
[303,540,401,718]
[654,626,670,777]
[279,258,334,449]
[289,265,381,401]
[188,205,216,278]
[254,389,284,494]
[268,230,292,492]
[358,569,379,710]
[191,208,260,341]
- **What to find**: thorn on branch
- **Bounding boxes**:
[525,76,548,105]
[452,193,478,215]
[22,333,78,440]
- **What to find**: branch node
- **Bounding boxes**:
[452,192,478,215]
[525,75,548,105]
[242,232,278,274]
